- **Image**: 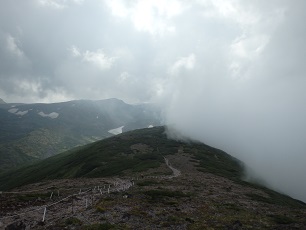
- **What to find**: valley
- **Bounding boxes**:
[0,99,162,171]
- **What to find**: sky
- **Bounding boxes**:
[1,0,306,201]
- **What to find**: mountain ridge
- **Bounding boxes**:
[0,126,244,190]
[0,98,162,171]
[0,126,306,229]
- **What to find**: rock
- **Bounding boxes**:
[122,213,131,220]
[5,221,26,230]
[226,220,242,230]
[37,221,45,226]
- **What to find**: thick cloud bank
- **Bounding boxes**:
[1,1,306,201]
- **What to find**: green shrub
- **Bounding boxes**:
[269,215,296,224]
[96,205,106,213]
[82,223,114,230]
[143,189,190,200]
[137,180,158,186]
[65,217,82,226]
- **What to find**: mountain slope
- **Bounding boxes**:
[0,98,162,171]
[1,126,306,229]
[0,126,243,190]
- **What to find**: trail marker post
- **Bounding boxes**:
[42,207,47,222]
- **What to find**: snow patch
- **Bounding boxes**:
[108,126,124,135]
[8,108,28,116]
[15,110,28,116]
[38,111,59,119]
[8,108,18,114]
[148,125,154,128]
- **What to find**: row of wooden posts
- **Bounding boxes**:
[2,168,177,224]
[41,181,135,223]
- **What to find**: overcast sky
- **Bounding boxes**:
[1,0,306,202]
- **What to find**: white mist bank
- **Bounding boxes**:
[162,77,306,202]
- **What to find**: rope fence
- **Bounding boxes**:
[0,157,180,228]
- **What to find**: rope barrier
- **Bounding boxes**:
[0,188,93,220]
[0,157,180,226]
[0,186,55,194]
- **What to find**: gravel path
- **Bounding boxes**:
[164,157,181,178]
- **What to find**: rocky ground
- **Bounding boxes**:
[1,150,306,229]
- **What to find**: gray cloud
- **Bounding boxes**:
[1,0,306,201]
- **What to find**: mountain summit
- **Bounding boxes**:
[0,98,5,104]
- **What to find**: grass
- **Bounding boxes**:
[137,180,159,186]
[16,192,51,201]
[187,145,244,181]
[65,217,83,226]
[82,223,114,230]
[0,126,243,190]
[1,126,306,214]
[96,205,107,213]
[240,178,306,209]
[269,214,297,224]
[0,127,169,190]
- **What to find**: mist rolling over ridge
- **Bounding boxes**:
[1,0,306,203]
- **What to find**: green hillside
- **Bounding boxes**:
[1,126,306,229]
[0,98,162,171]
[0,126,243,190]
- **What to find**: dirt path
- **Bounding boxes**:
[164,157,181,178]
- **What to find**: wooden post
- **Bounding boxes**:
[50,192,53,200]
[107,187,110,194]
[42,207,47,222]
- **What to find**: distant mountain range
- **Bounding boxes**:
[0,98,162,171]
[0,98,6,104]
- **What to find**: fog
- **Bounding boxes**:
[1,0,306,201]
[162,1,306,201]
